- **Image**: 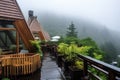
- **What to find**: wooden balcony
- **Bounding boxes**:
[0,53,41,77]
[0,46,120,80]
[48,45,120,80]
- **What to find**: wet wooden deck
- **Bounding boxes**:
[41,53,65,80]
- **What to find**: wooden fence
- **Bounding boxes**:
[48,45,120,80]
[78,54,120,80]
[0,53,41,77]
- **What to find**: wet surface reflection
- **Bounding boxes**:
[10,69,41,80]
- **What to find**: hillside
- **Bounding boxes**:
[38,13,113,44]
[38,13,120,62]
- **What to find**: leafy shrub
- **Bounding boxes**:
[74,60,83,70]
[57,43,68,56]
[2,78,10,80]
[30,40,43,56]
[57,37,104,71]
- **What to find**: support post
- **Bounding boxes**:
[16,31,19,53]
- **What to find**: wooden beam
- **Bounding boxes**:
[0,27,16,31]
[38,31,46,40]
[16,31,19,53]
[13,19,34,52]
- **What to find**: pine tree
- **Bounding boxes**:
[66,22,77,38]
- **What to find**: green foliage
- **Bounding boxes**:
[77,46,92,56]
[58,37,80,45]
[2,78,10,80]
[66,22,77,38]
[74,60,83,69]
[57,37,104,60]
[57,42,78,61]
[80,37,97,48]
[56,23,107,79]
[30,40,43,57]
[57,43,68,56]
[57,36,105,75]
[89,66,107,80]
[79,37,105,59]
[66,42,78,54]
[93,53,103,60]
[58,37,104,59]
[65,42,78,61]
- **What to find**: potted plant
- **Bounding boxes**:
[68,46,93,80]
[68,45,102,80]
[69,59,84,80]
[57,43,68,67]
[30,40,43,60]
[62,42,78,75]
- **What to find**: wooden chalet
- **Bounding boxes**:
[0,0,35,53]
[27,10,50,41]
[0,0,120,79]
[0,0,41,77]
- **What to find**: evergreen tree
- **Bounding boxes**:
[66,22,77,38]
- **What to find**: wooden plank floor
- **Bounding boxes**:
[41,53,65,80]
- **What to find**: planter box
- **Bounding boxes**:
[69,66,84,80]
[62,58,72,71]
[62,58,73,76]
[56,54,64,68]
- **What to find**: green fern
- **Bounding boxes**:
[30,40,43,57]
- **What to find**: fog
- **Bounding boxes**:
[17,0,120,31]
[16,0,120,63]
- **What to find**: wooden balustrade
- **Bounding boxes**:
[0,53,41,77]
[36,45,120,80]
[78,54,120,80]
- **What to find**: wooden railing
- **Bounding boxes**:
[42,45,120,80]
[0,53,41,77]
[78,54,120,80]
[49,46,120,80]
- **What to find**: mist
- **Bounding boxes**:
[17,0,120,63]
[17,0,120,31]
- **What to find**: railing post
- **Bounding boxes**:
[83,60,89,79]
[0,60,2,79]
[108,70,116,80]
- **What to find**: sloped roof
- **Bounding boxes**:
[0,0,34,52]
[43,31,51,41]
[28,17,50,41]
[0,0,24,19]
[28,17,43,32]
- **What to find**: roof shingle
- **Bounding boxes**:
[0,0,24,19]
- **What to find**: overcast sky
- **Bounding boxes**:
[17,0,120,31]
